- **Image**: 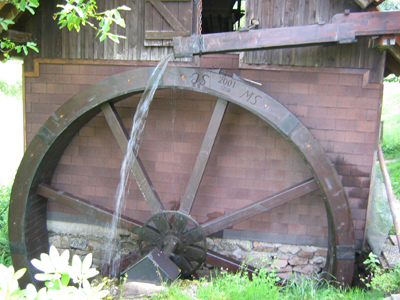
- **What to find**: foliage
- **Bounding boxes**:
[378,0,400,11]
[0,246,110,300]
[362,252,400,296]
[386,160,400,199]
[54,0,131,44]
[0,264,28,300]
[155,266,383,300]
[0,0,39,61]
[381,82,400,160]
[0,80,22,98]
[1,0,129,62]
[0,184,12,267]
[384,75,400,83]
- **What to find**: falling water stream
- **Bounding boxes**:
[104,53,174,274]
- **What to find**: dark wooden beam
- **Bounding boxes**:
[179,98,228,215]
[173,11,400,58]
[0,29,32,43]
[332,11,400,36]
[201,179,318,236]
[37,184,143,231]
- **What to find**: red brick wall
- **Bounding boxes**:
[24,55,382,249]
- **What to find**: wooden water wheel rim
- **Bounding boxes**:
[9,67,355,286]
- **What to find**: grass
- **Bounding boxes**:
[381,82,400,160]
[386,160,400,200]
[0,184,12,267]
[153,270,385,300]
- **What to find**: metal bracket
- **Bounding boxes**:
[336,245,356,260]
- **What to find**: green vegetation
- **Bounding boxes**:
[1,0,130,62]
[0,184,12,267]
[0,80,22,98]
[155,263,388,300]
[378,0,400,11]
[1,246,110,299]
[381,82,400,160]
[387,160,400,199]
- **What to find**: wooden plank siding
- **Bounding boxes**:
[241,0,383,74]
[22,0,193,72]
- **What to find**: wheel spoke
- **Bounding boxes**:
[184,245,206,262]
[205,249,257,277]
[101,102,165,215]
[179,98,228,215]
[37,184,143,231]
[201,178,318,236]
[182,226,206,245]
[171,255,194,277]
[139,227,163,246]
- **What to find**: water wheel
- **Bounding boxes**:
[9,67,355,286]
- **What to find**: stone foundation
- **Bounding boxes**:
[48,220,139,268]
[48,220,327,280]
[206,238,327,280]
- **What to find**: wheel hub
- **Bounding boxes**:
[138,211,207,277]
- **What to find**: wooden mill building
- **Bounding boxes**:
[2,0,400,286]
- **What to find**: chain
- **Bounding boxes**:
[197,0,202,34]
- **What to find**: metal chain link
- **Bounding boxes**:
[197,0,202,34]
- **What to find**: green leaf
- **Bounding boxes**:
[75,7,84,18]
[20,0,27,11]
[11,268,27,281]
[108,35,120,44]
[27,42,39,53]
[29,0,40,8]
[60,273,70,287]
[1,23,9,30]
[26,6,35,15]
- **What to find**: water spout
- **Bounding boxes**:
[104,53,174,274]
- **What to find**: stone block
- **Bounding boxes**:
[300,246,318,253]
[206,238,215,250]
[271,259,288,269]
[120,242,139,253]
[274,265,293,273]
[70,238,89,250]
[49,236,62,248]
[279,245,301,254]
[289,256,308,266]
[122,282,166,298]
[277,272,292,281]
[297,250,314,259]
[237,240,253,252]
[293,264,321,274]
[253,242,278,253]
[213,239,238,252]
[315,249,328,257]
[310,256,326,264]
[276,252,292,260]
